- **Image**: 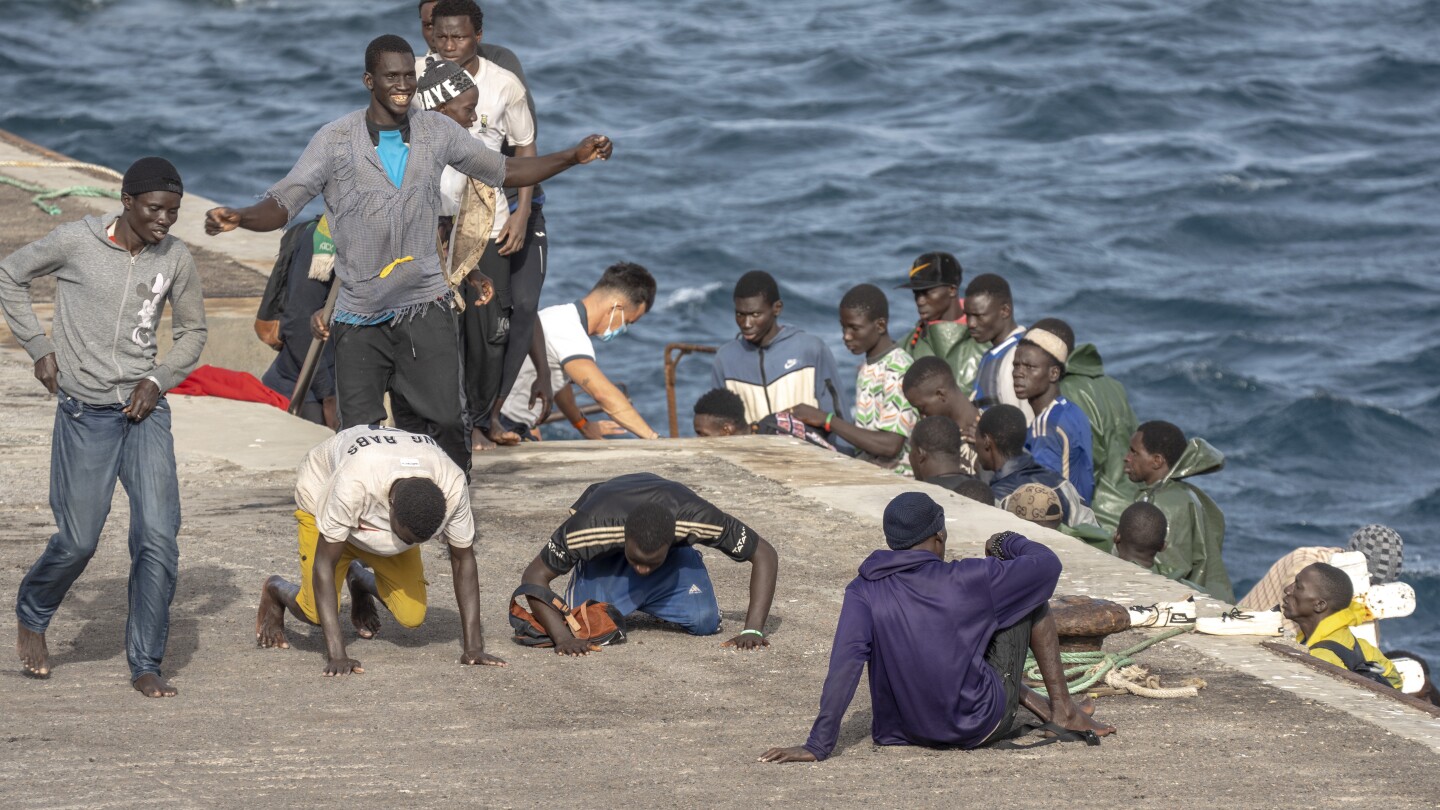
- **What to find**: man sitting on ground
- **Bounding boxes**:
[975,405,1095,528]
[897,251,987,396]
[499,262,662,440]
[965,273,1031,421]
[759,494,1113,762]
[1283,563,1401,689]
[255,426,505,675]
[1012,322,1095,503]
[712,270,845,424]
[1239,524,1404,612]
[518,473,779,655]
[1051,319,1139,532]
[1123,420,1233,602]
[1112,502,1167,571]
[788,284,918,474]
[902,357,981,475]
[910,416,981,494]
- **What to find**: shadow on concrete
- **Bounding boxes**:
[276,604,465,654]
[48,563,242,676]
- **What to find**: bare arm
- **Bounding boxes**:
[564,357,659,440]
[311,539,360,675]
[495,141,536,256]
[721,536,778,650]
[502,135,612,189]
[520,554,596,656]
[450,544,506,666]
[205,196,290,235]
[788,404,906,458]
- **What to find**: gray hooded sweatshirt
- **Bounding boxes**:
[0,213,207,405]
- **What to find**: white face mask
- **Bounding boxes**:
[599,305,628,343]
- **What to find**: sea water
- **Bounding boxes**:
[2,0,1436,661]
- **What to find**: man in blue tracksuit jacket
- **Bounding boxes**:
[711,270,846,425]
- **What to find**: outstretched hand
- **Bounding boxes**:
[758,746,816,763]
[721,633,771,651]
[33,353,58,394]
[205,206,241,236]
[573,135,613,164]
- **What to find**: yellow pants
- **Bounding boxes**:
[293,510,428,627]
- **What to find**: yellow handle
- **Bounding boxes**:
[378,255,415,279]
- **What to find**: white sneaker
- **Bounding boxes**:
[1196,607,1282,636]
[1127,596,1197,628]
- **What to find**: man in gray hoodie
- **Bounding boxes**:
[0,156,207,698]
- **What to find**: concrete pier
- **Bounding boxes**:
[2,134,1439,808]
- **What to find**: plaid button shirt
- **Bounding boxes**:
[266,109,506,319]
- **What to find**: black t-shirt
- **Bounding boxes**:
[541,473,759,573]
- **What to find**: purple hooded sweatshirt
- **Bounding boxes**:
[802,532,1061,758]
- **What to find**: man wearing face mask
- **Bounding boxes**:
[498,262,663,440]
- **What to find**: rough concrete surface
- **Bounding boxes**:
[1,347,1438,809]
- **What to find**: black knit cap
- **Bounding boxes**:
[122,156,183,198]
[416,57,477,110]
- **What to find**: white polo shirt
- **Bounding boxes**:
[501,301,595,427]
[294,426,474,556]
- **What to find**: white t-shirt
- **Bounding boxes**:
[501,301,595,427]
[294,426,474,556]
[420,55,534,239]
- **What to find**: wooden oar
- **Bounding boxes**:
[287,281,340,416]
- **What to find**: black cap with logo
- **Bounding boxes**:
[895,251,963,290]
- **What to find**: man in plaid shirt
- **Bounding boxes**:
[207,34,612,473]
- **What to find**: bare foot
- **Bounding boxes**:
[133,673,178,698]
[16,626,49,678]
[349,584,381,640]
[256,576,290,649]
[1052,699,1116,738]
[1075,695,1096,717]
[471,427,497,452]
[486,426,522,447]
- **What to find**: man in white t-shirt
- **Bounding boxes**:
[429,0,555,450]
[501,263,664,441]
[254,426,506,675]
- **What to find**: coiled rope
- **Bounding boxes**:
[0,160,122,215]
[1025,626,1195,697]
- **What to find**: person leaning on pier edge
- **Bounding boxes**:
[1,157,207,697]
[205,34,612,474]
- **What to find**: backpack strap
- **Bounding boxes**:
[1311,639,1365,671]
[510,584,582,635]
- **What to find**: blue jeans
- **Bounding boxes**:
[15,390,181,680]
[565,546,722,636]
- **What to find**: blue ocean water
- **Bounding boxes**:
[2,0,1436,660]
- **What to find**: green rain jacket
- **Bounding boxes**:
[1058,343,1140,533]
[904,319,988,396]
[1139,438,1234,602]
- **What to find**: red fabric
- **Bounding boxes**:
[172,365,290,410]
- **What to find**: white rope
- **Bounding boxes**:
[1103,665,1204,699]
[0,160,123,181]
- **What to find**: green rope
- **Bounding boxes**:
[0,174,120,216]
[1024,626,1192,697]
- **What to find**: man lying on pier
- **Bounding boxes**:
[518,473,779,654]
[760,493,1113,762]
[255,425,505,675]
[205,34,612,475]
